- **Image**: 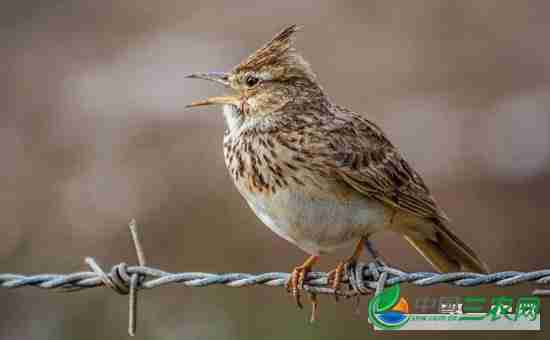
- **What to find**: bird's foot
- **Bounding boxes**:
[327,259,354,300]
[285,255,319,314]
[327,236,368,299]
[287,265,310,309]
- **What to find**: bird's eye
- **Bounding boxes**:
[245,74,260,87]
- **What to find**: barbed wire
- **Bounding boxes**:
[3,261,550,292]
[1,220,548,336]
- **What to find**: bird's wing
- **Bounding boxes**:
[312,106,449,222]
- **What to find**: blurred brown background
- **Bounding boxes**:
[1,1,549,339]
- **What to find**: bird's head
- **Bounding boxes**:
[186,25,324,128]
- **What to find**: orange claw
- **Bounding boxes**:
[328,236,367,298]
[286,255,319,309]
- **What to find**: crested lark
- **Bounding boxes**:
[187,25,489,319]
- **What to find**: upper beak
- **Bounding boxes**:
[185,72,230,86]
[185,71,237,108]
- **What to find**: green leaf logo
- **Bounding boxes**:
[368,284,410,330]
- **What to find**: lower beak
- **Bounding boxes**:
[185,95,241,108]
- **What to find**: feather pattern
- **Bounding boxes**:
[234,25,300,73]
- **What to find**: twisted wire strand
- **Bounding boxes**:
[2,259,549,295]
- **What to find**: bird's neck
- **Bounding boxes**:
[222,90,332,137]
[222,104,244,134]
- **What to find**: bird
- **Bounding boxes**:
[186,24,489,320]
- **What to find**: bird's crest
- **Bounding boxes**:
[234,24,302,74]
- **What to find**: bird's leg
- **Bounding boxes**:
[363,237,388,267]
[286,255,319,309]
[328,236,366,296]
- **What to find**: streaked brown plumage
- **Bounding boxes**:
[187,25,489,321]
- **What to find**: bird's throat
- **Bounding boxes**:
[222,104,245,133]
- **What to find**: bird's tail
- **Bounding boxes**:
[401,219,489,274]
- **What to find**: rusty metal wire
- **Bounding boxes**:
[1,220,548,336]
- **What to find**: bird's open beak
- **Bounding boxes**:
[185,72,239,108]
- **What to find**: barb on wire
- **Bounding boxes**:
[1,220,549,336]
[127,219,146,336]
